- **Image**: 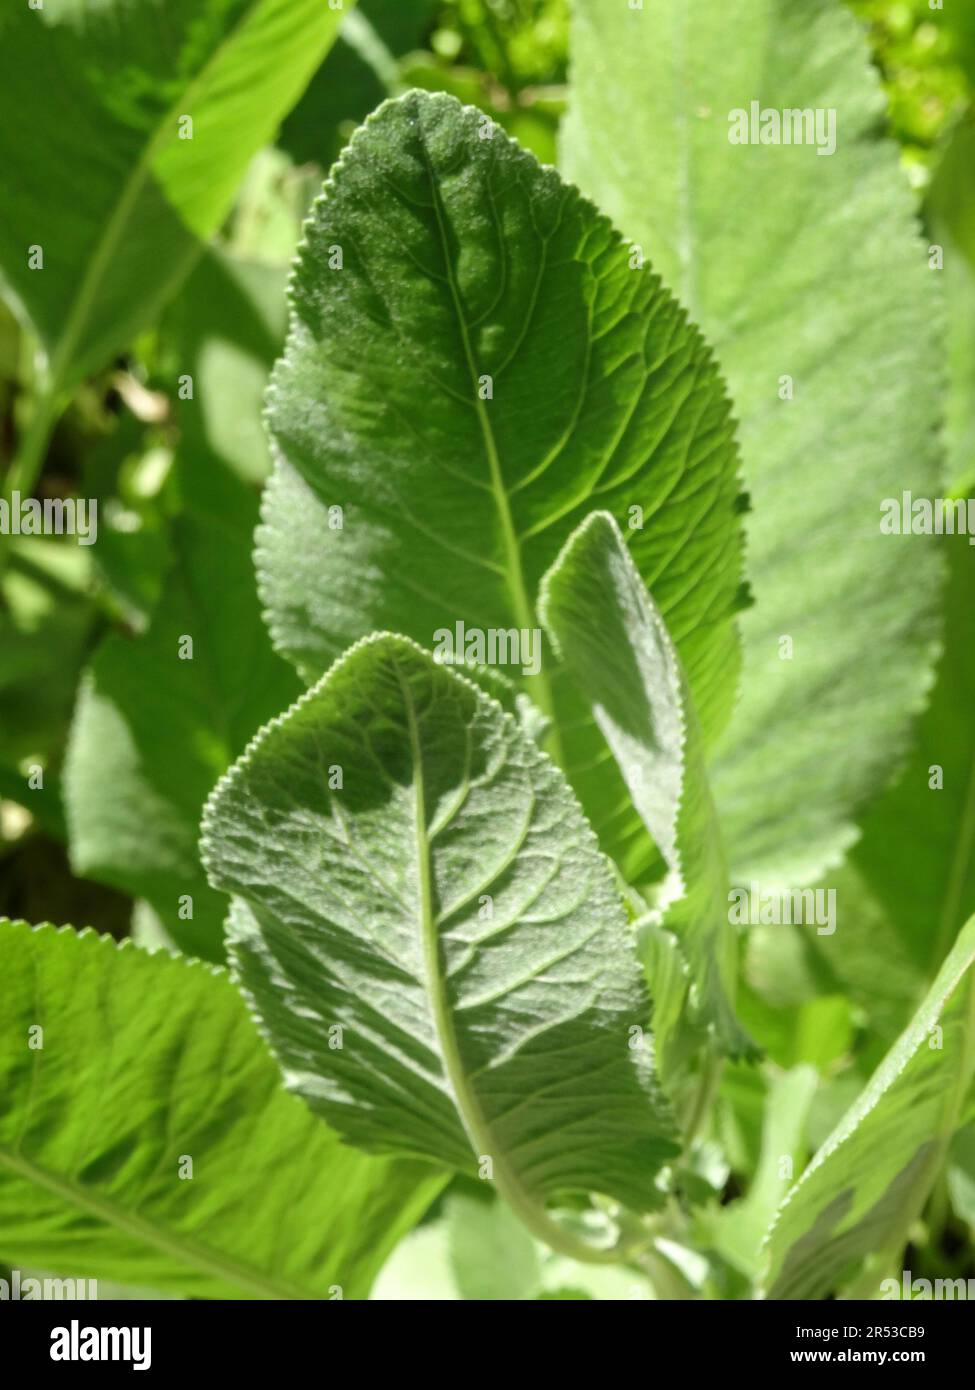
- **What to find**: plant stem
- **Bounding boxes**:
[4,384,60,502]
[0,386,62,585]
[925,1171,950,1247]
[397,655,634,1268]
[683,1049,721,1150]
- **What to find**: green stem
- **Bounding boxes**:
[682,1049,721,1150]
[925,1171,950,1247]
[4,385,60,502]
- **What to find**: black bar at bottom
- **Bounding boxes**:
[0,1296,968,1374]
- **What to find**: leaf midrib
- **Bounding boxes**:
[392,653,623,1265]
[414,116,565,766]
[0,1143,311,1300]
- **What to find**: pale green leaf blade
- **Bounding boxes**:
[927,117,975,492]
[447,1192,541,1301]
[0,0,350,390]
[161,246,290,486]
[63,463,301,960]
[201,633,679,1248]
[370,1221,460,1300]
[853,530,975,976]
[762,916,975,1299]
[539,510,750,1056]
[0,919,442,1299]
[562,0,944,885]
[257,88,745,881]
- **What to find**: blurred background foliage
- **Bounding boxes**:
[0,0,974,1298]
[850,0,973,171]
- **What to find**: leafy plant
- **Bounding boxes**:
[0,0,973,1303]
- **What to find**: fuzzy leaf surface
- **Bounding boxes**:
[202,634,679,1234]
[258,89,744,881]
[562,0,944,884]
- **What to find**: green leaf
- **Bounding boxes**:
[201,633,679,1258]
[257,88,745,881]
[63,461,301,960]
[806,867,924,1047]
[928,117,975,492]
[0,0,350,393]
[634,920,693,1086]
[0,918,442,1299]
[373,1201,661,1301]
[762,915,975,1299]
[709,1065,818,1281]
[561,0,944,885]
[539,510,750,1057]
[371,1220,460,1300]
[161,246,289,485]
[853,531,975,975]
[947,1124,975,1230]
[447,1191,541,1300]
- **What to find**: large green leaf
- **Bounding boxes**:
[562,0,944,885]
[538,510,749,1057]
[63,461,301,960]
[853,530,975,975]
[202,634,679,1258]
[927,118,975,493]
[257,88,745,880]
[0,918,442,1299]
[0,0,349,398]
[762,915,975,1299]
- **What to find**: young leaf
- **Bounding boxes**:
[63,461,301,960]
[201,633,679,1258]
[0,0,349,401]
[0,919,442,1299]
[561,0,944,886]
[762,915,975,1299]
[539,511,751,1058]
[257,88,745,881]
